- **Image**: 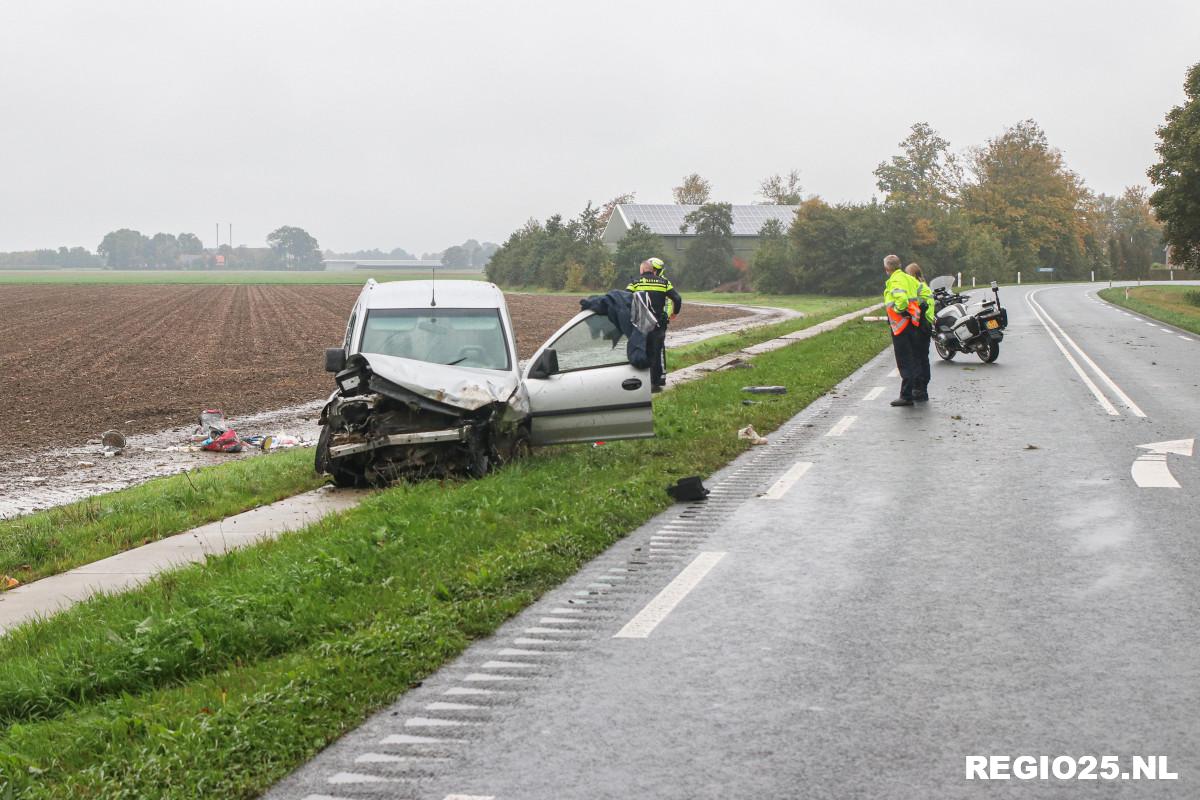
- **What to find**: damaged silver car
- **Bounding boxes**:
[316,279,655,487]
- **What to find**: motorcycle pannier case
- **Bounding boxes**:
[952,316,980,342]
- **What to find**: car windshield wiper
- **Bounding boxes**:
[443,357,467,366]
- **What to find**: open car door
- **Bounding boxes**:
[523,311,654,446]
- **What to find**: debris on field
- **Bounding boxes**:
[592,441,606,447]
[198,409,228,435]
[101,430,126,454]
[21,476,47,484]
[667,475,709,502]
[1,576,19,591]
[718,358,753,371]
[742,385,787,394]
[1024,444,1040,450]
[738,425,768,445]
[200,429,244,453]
[76,461,96,468]
[950,415,963,420]
[261,434,302,451]
[741,399,759,406]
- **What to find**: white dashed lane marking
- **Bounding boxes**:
[761,461,813,500]
[614,552,726,639]
[826,415,858,436]
[862,386,885,402]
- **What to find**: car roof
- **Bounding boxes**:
[362,280,505,310]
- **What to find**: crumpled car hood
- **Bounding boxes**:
[357,352,523,412]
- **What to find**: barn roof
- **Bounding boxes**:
[615,204,799,237]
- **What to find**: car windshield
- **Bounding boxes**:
[359,308,511,371]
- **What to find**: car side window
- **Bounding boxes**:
[344,309,358,351]
[550,314,627,372]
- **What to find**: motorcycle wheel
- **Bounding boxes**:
[934,339,956,361]
[977,338,1000,363]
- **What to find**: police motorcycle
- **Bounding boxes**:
[928,276,1008,363]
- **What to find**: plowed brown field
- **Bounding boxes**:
[0,286,744,456]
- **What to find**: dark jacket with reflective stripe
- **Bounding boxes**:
[626,273,683,326]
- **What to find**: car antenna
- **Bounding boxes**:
[430,264,437,307]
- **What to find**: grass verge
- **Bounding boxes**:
[0,451,325,583]
[1098,286,1200,336]
[669,294,878,370]
[0,321,888,799]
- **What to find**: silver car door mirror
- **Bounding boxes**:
[528,349,559,380]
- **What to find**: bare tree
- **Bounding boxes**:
[672,173,711,205]
[758,170,804,204]
[598,192,635,228]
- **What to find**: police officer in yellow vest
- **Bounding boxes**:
[882,254,923,406]
[628,257,683,393]
[905,262,935,402]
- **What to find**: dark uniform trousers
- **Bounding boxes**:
[647,326,667,387]
[912,324,931,394]
[891,326,922,400]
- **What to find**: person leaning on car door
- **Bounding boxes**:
[628,257,683,393]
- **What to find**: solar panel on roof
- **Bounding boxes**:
[618,204,798,236]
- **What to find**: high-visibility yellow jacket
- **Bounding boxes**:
[914,279,935,324]
[883,270,922,336]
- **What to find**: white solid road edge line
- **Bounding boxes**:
[1025,294,1119,416]
[614,552,726,639]
[761,461,814,500]
[1029,291,1146,417]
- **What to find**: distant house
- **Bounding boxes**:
[600,204,799,262]
[322,258,457,272]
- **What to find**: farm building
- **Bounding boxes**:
[323,258,453,272]
[600,204,799,262]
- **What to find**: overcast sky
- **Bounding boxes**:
[0,0,1196,254]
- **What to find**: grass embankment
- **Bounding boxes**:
[0,451,325,584]
[0,269,485,286]
[669,293,878,370]
[1098,286,1200,336]
[0,321,888,799]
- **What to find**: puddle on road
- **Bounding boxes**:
[0,401,325,520]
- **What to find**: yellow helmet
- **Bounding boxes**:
[648,257,665,273]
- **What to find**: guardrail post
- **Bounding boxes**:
[1017,271,1021,284]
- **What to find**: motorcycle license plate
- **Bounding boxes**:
[986,319,1000,330]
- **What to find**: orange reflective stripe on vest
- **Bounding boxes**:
[887,301,922,336]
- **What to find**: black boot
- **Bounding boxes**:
[890,397,914,407]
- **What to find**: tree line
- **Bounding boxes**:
[324,239,499,267]
[487,106,1187,294]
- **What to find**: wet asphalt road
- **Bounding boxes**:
[264,282,1200,800]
